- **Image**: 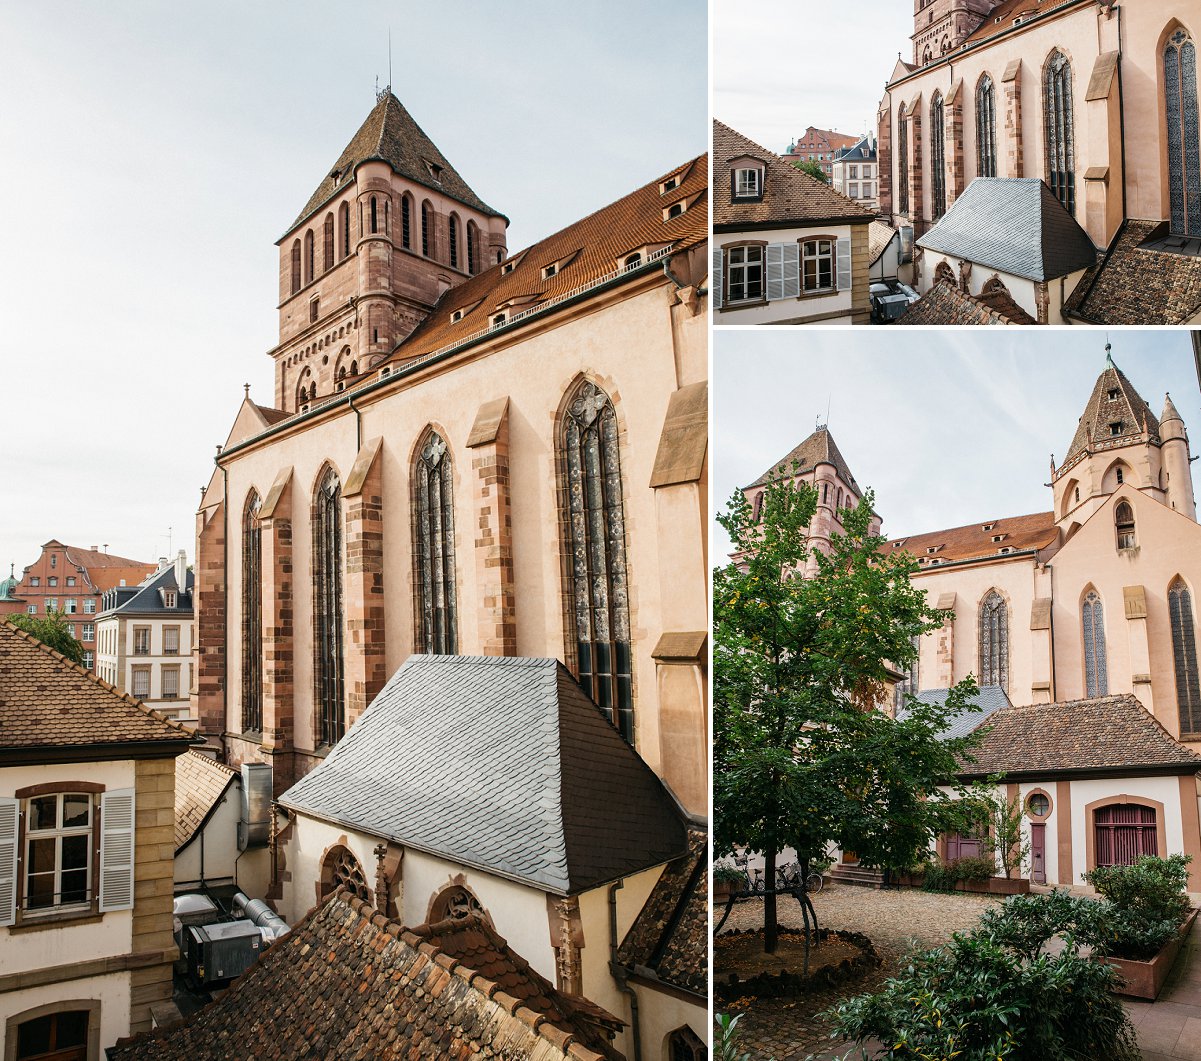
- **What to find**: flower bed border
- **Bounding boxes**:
[1104,906,1198,1000]
[714,927,880,1002]
[896,872,1030,895]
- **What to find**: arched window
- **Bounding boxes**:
[322,213,334,272]
[421,201,432,257]
[1170,578,1200,735]
[625,252,643,269]
[977,75,997,177]
[448,214,459,269]
[1095,804,1158,866]
[242,490,263,732]
[897,110,910,215]
[290,239,302,295]
[979,590,1009,691]
[414,430,457,654]
[369,195,378,235]
[304,229,314,284]
[935,260,956,285]
[466,219,478,274]
[1082,590,1107,697]
[314,467,345,746]
[384,197,390,234]
[1115,500,1136,549]
[1165,28,1201,236]
[319,844,369,902]
[930,92,946,220]
[1044,50,1076,214]
[560,380,633,743]
[667,1026,707,1061]
[894,633,920,711]
[401,194,412,249]
[429,884,491,925]
[339,201,350,259]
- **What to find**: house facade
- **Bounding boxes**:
[831,134,879,212]
[783,125,860,179]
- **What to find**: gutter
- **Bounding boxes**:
[608,880,642,1061]
[714,215,873,234]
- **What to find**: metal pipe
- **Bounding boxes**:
[608,880,642,1061]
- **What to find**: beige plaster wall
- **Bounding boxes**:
[0,973,130,1061]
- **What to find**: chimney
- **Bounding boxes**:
[91,545,97,551]
[174,550,187,593]
[158,556,169,572]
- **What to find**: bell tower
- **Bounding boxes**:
[912,0,1000,65]
[270,90,508,413]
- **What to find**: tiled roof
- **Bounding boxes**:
[747,426,860,493]
[175,750,236,850]
[959,695,1201,777]
[288,92,503,234]
[961,0,1083,48]
[616,826,706,996]
[382,155,707,364]
[915,179,1097,281]
[884,510,1057,565]
[901,686,1013,741]
[714,120,873,227]
[1063,220,1201,325]
[109,891,623,1061]
[59,543,153,571]
[100,564,193,618]
[1062,360,1160,467]
[0,621,195,752]
[253,401,290,426]
[868,220,896,266]
[278,655,687,895]
[896,279,1038,325]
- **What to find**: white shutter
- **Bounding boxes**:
[99,789,135,912]
[836,236,852,292]
[782,243,801,299]
[711,248,723,309]
[765,243,785,301]
[0,798,17,927]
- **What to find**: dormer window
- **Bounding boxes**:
[660,175,680,194]
[501,262,515,274]
[926,546,939,554]
[451,309,464,323]
[425,161,443,182]
[663,200,686,220]
[981,522,996,531]
[1107,388,1119,400]
[991,534,1005,543]
[999,547,1012,554]
[624,253,642,270]
[734,168,761,198]
[491,313,506,328]
[542,263,558,279]
[163,590,177,608]
[1109,421,1123,436]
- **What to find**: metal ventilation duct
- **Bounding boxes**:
[238,762,273,850]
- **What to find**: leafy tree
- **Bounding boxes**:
[714,467,981,954]
[963,785,1030,880]
[4,610,84,664]
[792,159,830,184]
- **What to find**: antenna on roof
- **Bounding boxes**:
[388,28,392,91]
[1105,336,1115,368]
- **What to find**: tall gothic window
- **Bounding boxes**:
[1165,28,1201,236]
[1170,578,1201,735]
[314,467,345,746]
[1115,501,1137,550]
[401,195,412,249]
[897,112,910,215]
[339,201,350,259]
[977,75,997,177]
[369,196,378,235]
[560,380,633,743]
[290,239,301,295]
[448,215,459,269]
[323,213,334,272]
[304,229,315,284]
[979,590,1009,691]
[467,220,478,274]
[1082,590,1108,697]
[421,201,432,257]
[1045,50,1076,214]
[930,92,946,220]
[242,491,263,732]
[414,430,458,654]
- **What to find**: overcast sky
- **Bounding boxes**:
[713,0,912,151]
[712,331,1201,558]
[0,2,706,576]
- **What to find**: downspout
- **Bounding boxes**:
[348,393,362,451]
[608,880,642,1061]
[1115,3,1127,221]
[662,256,687,291]
[1048,559,1058,702]
[220,458,229,757]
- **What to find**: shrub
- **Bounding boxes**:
[954,854,997,882]
[1084,854,1193,960]
[714,863,748,887]
[975,890,1113,960]
[921,859,959,893]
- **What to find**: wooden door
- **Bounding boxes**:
[1030,822,1046,884]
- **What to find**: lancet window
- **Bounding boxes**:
[242,490,263,732]
[414,430,458,654]
[314,467,345,746]
[897,113,910,215]
[1165,28,1201,236]
[1082,590,1108,697]
[977,75,997,177]
[930,92,946,220]
[1045,51,1076,214]
[978,590,1009,691]
[1170,579,1200,735]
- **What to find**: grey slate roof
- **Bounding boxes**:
[97,564,193,618]
[899,685,1012,741]
[916,178,1097,281]
[278,655,688,895]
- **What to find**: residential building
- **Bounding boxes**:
[831,134,879,212]
[10,543,155,672]
[0,621,196,1058]
[191,91,709,1058]
[713,120,875,325]
[95,553,194,722]
[876,0,1201,324]
[783,125,860,179]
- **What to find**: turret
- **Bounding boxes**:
[1160,392,1197,521]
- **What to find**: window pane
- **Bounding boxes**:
[28,836,57,873]
[60,868,89,905]
[61,834,89,871]
[62,795,90,828]
[55,1011,90,1048]
[17,1016,52,1055]
[29,796,58,831]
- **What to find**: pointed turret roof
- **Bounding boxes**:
[286,91,504,236]
[1161,392,1187,441]
[1062,355,1159,468]
[747,426,860,493]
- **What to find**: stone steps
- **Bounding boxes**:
[829,863,885,888]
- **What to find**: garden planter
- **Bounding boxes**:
[1104,907,1198,1000]
[713,880,739,902]
[951,876,1030,895]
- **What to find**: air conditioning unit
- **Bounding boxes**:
[184,920,262,985]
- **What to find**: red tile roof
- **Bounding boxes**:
[897,280,1038,325]
[885,511,1058,565]
[175,750,236,850]
[961,0,1082,48]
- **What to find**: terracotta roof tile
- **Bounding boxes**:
[868,220,896,265]
[896,279,1038,325]
[713,120,873,228]
[961,0,1082,48]
[885,511,1058,565]
[0,621,196,753]
[747,426,860,493]
[175,750,236,850]
[109,891,623,1061]
[1061,360,1160,467]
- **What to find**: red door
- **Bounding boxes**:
[1095,804,1158,866]
[945,831,984,860]
[1030,822,1046,884]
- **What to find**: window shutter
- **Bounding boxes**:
[765,243,785,301]
[711,248,723,309]
[836,236,852,291]
[782,243,801,299]
[99,789,136,912]
[0,798,17,927]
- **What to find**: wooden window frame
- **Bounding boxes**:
[5,1000,102,1061]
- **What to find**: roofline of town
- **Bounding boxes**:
[714,216,873,233]
[958,762,1201,784]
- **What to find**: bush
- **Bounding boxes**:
[921,860,959,892]
[714,863,748,887]
[830,892,1140,1061]
[1084,854,1193,960]
[954,854,997,882]
[920,855,994,891]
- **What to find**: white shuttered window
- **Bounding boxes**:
[0,798,17,926]
[99,789,136,912]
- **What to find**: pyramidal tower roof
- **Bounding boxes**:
[1062,348,1160,468]
[287,91,505,235]
[747,426,860,493]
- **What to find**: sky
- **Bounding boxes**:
[712,0,912,151]
[712,330,1201,558]
[0,1,707,577]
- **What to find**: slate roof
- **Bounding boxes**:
[835,137,876,163]
[915,178,1097,281]
[746,426,860,494]
[896,279,1038,325]
[288,91,503,235]
[108,891,623,1061]
[900,686,1013,741]
[958,695,1201,778]
[714,120,873,228]
[884,511,1058,565]
[1062,360,1160,467]
[0,621,196,753]
[278,655,688,895]
[616,826,706,997]
[1063,220,1201,325]
[175,750,236,850]
[98,563,193,618]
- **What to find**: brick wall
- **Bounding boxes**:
[192,505,225,742]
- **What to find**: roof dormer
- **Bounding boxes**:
[729,154,767,202]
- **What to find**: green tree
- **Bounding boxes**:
[714,467,980,954]
[792,159,830,184]
[4,610,85,664]
[963,784,1030,880]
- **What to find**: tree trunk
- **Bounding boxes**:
[764,848,778,953]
